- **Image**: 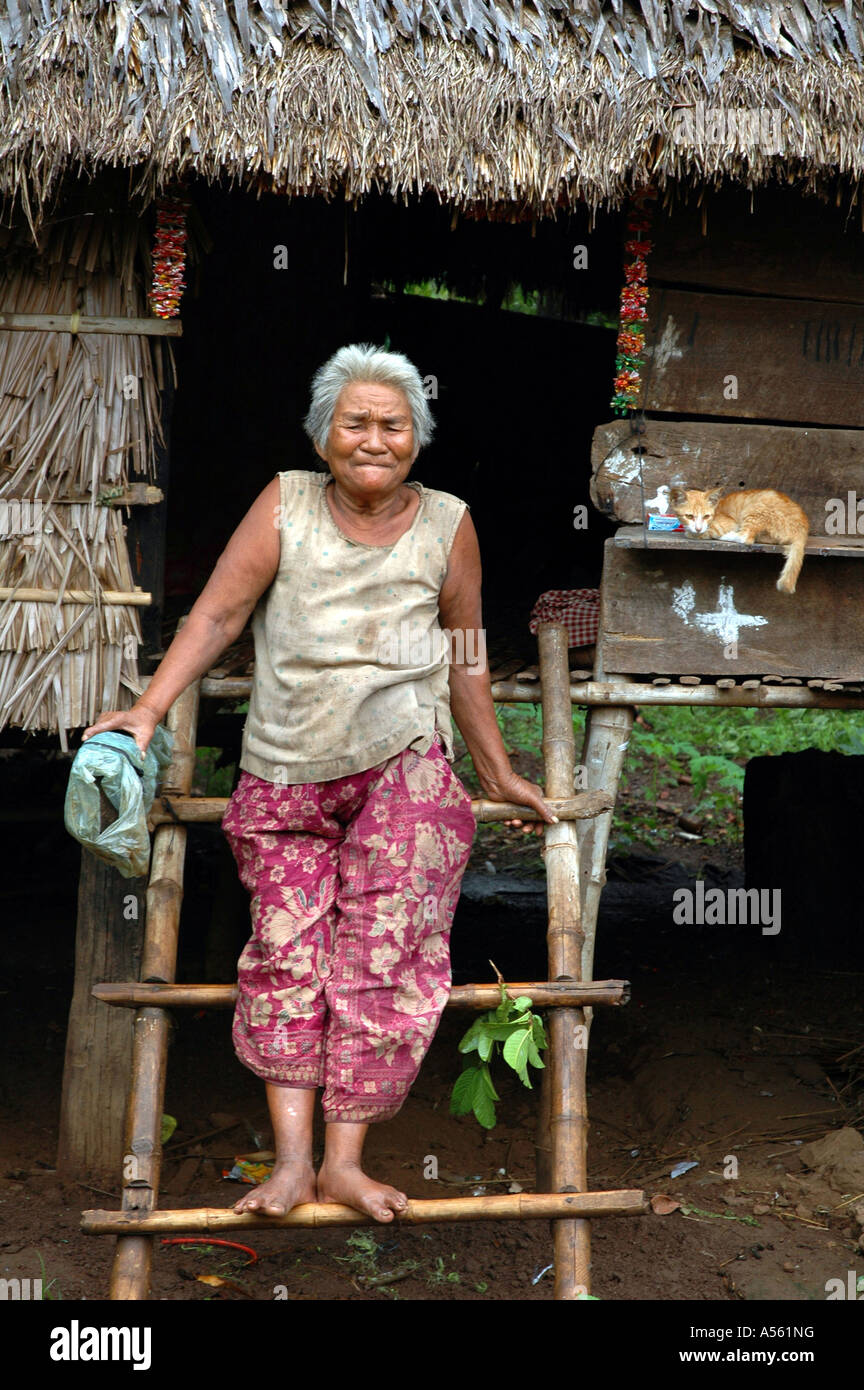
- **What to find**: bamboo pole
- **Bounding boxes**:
[537,623,591,1300]
[197,675,864,710]
[0,587,151,604]
[85,1190,649,1235]
[0,312,182,336]
[146,790,614,828]
[109,671,199,1302]
[92,980,631,1010]
[51,486,164,507]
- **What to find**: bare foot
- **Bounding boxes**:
[317,1160,409,1223]
[233,1157,317,1216]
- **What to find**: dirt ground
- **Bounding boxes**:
[2,759,863,1308]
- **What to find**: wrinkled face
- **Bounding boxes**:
[668,486,722,535]
[317,381,418,497]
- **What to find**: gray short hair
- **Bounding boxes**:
[303,343,434,453]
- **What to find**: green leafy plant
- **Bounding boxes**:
[450,975,547,1130]
[427,1255,461,1287]
[334,1231,420,1296]
[335,1230,381,1279]
[36,1252,62,1301]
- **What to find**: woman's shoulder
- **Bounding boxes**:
[274,470,327,504]
[414,483,470,555]
[276,469,327,487]
[416,481,470,513]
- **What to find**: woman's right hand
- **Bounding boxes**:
[81,703,160,756]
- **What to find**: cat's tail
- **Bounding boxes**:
[777,535,806,595]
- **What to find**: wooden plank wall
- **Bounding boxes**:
[594,187,864,677]
[590,419,864,531]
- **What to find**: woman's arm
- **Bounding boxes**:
[82,477,282,753]
[438,512,557,832]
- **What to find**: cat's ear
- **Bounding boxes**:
[668,486,685,508]
[707,485,724,503]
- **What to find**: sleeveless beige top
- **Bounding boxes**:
[239,469,469,784]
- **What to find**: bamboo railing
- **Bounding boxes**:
[87,623,653,1300]
[85,1190,648,1234]
[92,980,630,1010]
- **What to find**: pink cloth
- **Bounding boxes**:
[529,588,600,647]
[221,737,476,1122]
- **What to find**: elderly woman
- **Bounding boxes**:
[84,344,555,1223]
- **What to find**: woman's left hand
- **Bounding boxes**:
[478,769,559,837]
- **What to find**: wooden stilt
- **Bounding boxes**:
[57,854,147,1188]
[578,679,636,983]
[109,676,200,1302]
[537,623,590,1300]
[85,1189,648,1234]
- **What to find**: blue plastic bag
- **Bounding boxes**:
[64,726,175,879]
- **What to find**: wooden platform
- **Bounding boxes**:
[599,532,864,680]
[612,526,864,560]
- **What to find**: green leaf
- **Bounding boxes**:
[531,1014,548,1049]
[480,1021,521,1041]
[458,1020,482,1054]
[512,996,533,1015]
[477,1063,500,1101]
[527,1038,545,1070]
[472,1086,496,1130]
[503,1028,532,1083]
[450,1067,479,1116]
[161,1114,178,1145]
[477,1032,494,1062]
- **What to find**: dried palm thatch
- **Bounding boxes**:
[1,4,864,218]
[0,214,166,746]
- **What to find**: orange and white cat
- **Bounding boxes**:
[668,487,810,595]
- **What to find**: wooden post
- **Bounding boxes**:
[537,623,590,1300]
[578,677,636,983]
[128,375,174,661]
[109,676,200,1301]
[57,855,147,1187]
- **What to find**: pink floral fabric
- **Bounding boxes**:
[221,736,476,1122]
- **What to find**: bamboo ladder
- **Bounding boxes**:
[82,622,648,1299]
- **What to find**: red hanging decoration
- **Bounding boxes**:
[611,187,656,415]
[149,194,190,319]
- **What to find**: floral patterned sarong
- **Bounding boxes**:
[221,737,476,1121]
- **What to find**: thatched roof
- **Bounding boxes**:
[2,2,864,216]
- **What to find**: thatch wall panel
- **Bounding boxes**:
[0,216,161,742]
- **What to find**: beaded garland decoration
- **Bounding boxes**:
[149,195,190,319]
[610,187,656,416]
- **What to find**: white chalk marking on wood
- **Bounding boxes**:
[648,314,684,378]
[672,581,769,647]
[604,448,642,483]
